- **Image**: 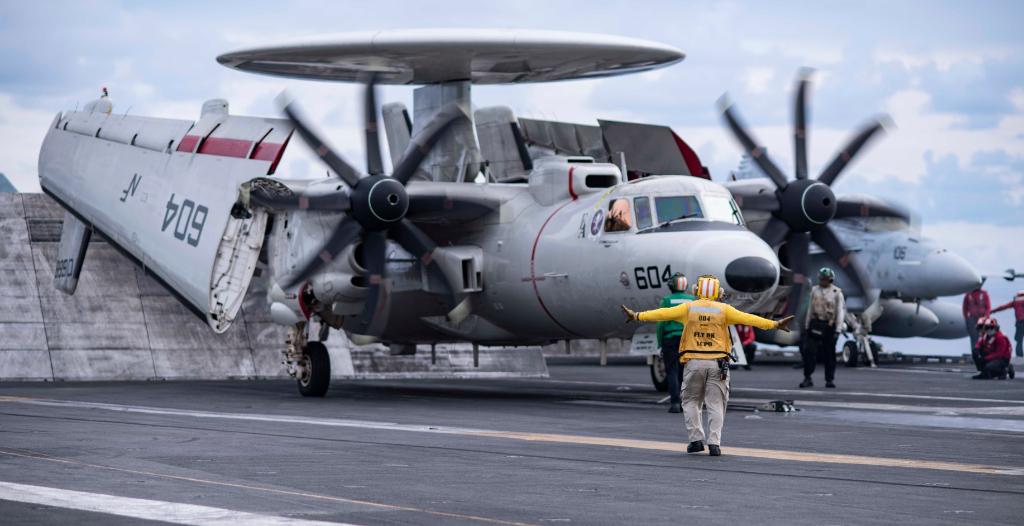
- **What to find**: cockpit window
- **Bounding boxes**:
[633,197,652,231]
[605,198,632,232]
[702,194,745,226]
[654,196,703,224]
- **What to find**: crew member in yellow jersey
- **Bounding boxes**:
[622,275,793,457]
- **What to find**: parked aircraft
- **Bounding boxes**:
[38,29,785,396]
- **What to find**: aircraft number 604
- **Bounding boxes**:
[162,193,209,247]
[633,265,674,290]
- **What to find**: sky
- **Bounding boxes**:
[1,0,1021,304]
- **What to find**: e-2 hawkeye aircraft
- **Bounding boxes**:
[38,29,782,396]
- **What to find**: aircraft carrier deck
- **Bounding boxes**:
[1,361,1022,525]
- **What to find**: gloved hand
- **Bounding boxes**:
[621,305,638,322]
[776,315,795,332]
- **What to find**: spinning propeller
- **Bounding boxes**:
[244,77,469,336]
[720,69,905,315]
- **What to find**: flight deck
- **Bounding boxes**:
[1,361,1021,525]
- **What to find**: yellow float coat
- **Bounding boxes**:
[637,299,779,362]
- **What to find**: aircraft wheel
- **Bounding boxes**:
[297,342,331,397]
[842,340,858,367]
[650,355,668,392]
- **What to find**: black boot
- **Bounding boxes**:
[972,373,988,380]
[1009,364,1016,380]
[826,381,836,388]
[669,402,682,414]
[708,444,721,456]
[687,440,704,453]
[799,377,813,388]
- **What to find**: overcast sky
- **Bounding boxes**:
[1,0,1021,290]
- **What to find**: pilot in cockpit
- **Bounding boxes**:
[605,198,632,232]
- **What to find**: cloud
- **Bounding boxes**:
[0,94,56,192]
[923,221,1024,275]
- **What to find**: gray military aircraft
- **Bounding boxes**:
[719,70,981,350]
[38,29,783,397]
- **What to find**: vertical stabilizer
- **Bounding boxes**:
[53,211,92,294]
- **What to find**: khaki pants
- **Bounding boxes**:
[682,358,730,446]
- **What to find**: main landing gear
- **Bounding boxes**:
[284,321,332,397]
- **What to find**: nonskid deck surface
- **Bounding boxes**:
[1,362,1022,525]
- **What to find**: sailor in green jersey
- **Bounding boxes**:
[658,273,696,413]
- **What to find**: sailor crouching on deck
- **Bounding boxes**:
[622,275,793,457]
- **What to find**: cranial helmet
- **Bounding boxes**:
[986,317,1000,330]
[819,267,835,281]
[976,316,991,329]
[667,273,688,293]
[695,275,722,300]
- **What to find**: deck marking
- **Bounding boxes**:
[0,480,355,526]
[0,449,535,526]
[533,380,1024,405]
[2,396,1021,476]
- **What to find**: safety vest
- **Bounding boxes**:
[638,298,778,362]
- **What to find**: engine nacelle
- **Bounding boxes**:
[920,299,968,339]
[871,299,940,338]
[309,245,369,306]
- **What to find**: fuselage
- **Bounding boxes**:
[366,171,781,344]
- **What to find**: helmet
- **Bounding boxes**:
[695,275,722,300]
[986,317,1000,330]
[1016,290,1024,298]
[819,267,835,281]
[667,273,687,293]
[976,316,990,329]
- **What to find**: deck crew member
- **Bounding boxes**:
[992,290,1024,359]
[657,273,696,413]
[736,324,756,370]
[800,267,845,389]
[963,279,991,357]
[622,275,793,457]
[973,317,1015,380]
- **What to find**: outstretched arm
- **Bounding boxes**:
[992,301,1012,313]
[622,303,689,323]
[725,305,793,332]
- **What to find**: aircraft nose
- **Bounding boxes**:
[921,249,981,296]
[725,256,778,293]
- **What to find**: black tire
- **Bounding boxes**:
[650,355,668,392]
[297,342,330,397]
[842,340,858,367]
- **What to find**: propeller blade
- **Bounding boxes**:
[717,95,790,189]
[833,196,911,221]
[284,217,363,289]
[363,76,384,176]
[392,103,468,185]
[733,191,780,212]
[246,177,350,212]
[276,92,364,188]
[793,69,812,180]
[782,232,810,317]
[355,231,390,336]
[811,225,872,298]
[759,217,791,248]
[816,118,888,186]
[389,219,457,308]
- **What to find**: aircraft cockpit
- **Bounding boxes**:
[602,189,745,235]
